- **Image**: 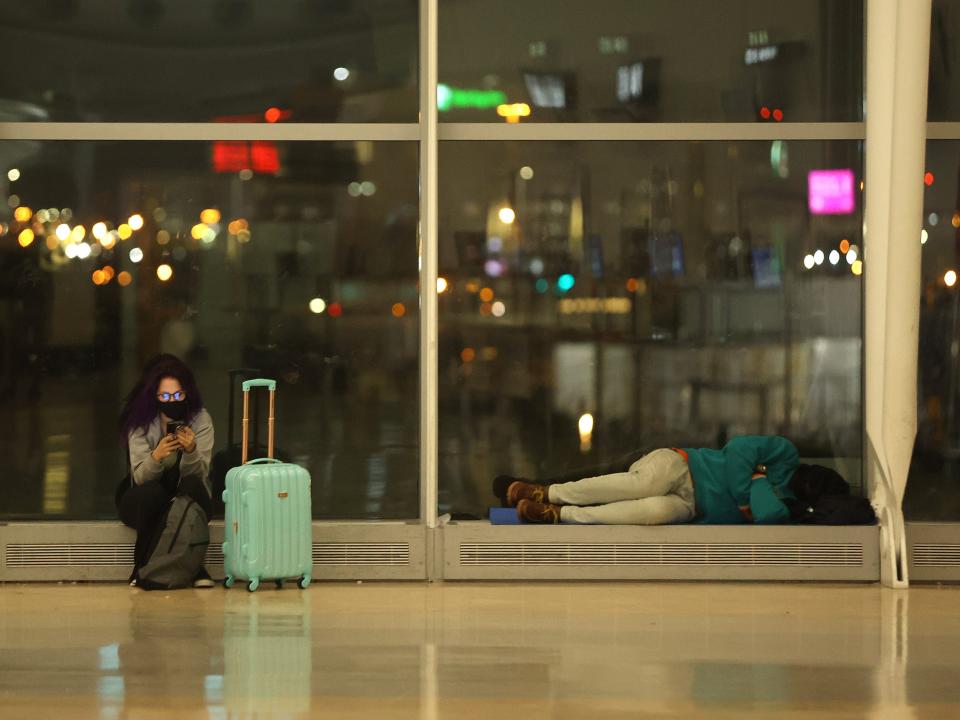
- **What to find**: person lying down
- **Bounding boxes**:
[493,436,849,525]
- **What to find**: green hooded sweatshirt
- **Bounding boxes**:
[684,436,798,524]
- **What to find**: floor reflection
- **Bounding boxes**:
[1,583,958,718]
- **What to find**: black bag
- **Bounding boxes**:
[136,495,210,590]
[793,494,877,525]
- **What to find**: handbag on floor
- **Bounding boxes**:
[136,494,210,590]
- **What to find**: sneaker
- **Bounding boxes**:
[507,480,550,507]
[516,498,561,524]
[193,567,215,589]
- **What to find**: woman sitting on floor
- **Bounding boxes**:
[495,435,848,525]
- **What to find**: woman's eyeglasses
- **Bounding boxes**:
[157,391,186,402]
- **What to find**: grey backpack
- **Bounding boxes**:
[136,496,209,590]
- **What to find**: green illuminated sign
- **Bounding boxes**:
[437,84,508,112]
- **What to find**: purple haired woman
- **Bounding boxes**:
[116,354,216,587]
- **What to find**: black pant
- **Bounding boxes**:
[118,477,212,569]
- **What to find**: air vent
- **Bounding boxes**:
[912,544,960,567]
[6,544,134,568]
[6,542,411,568]
[459,542,864,567]
[313,543,410,566]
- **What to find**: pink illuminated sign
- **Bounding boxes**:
[808,169,855,215]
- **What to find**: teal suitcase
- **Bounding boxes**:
[222,379,312,592]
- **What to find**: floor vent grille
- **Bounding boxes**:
[459,542,865,567]
[6,542,411,568]
[912,544,960,567]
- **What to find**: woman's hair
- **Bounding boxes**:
[119,354,205,441]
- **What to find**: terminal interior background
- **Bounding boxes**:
[0,0,957,529]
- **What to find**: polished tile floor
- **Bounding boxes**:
[1,582,959,719]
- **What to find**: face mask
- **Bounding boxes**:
[161,399,189,421]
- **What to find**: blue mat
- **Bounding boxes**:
[489,507,523,525]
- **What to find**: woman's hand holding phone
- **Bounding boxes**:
[175,425,197,453]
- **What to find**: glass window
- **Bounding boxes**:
[438,140,864,517]
[0,139,419,520]
[929,1,960,121]
[906,140,960,520]
[439,0,863,123]
[0,1,418,122]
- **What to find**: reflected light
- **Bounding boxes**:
[839,238,850,254]
[103,231,119,250]
[924,172,935,186]
[529,257,544,275]
[102,265,115,281]
[626,278,639,293]
[557,273,575,292]
[128,214,144,231]
[803,254,815,270]
[497,103,532,122]
[92,222,107,241]
[498,207,516,224]
[129,247,144,263]
[519,166,534,180]
[200,208,221,225]
[460,347,476,363]
[45,236,58,250]
[479,302,493,316]
[436,277,448,294]
[333,67,350,82]
[309,298,326,314]
[946,270,958,288]
[578,413,594,453]
[264,107,282,123]
[7,168,19,182]
[479,287,494,302]
[13,206,31,223]
[191,223,207,240]
[91,269,106,286]
[360,181,376,197]
[328,302,343,318]
[930,213,939,226]
[846,248,858,264]
[829,250,840,265]
[76,243,91,259]
[70,225,86,243]
[491,301,506,317]
[118,271,133,287]
[535,278,549,293]
[156,230,171,245]
[18,228,34,247]
[851,260,863,276]
[156,264,173,282]
[391,302,406,318]
[813,250,824,265]
[465,281,480,294]
[117,224,133,240]
[953,213,960,229]
[921,229,929,245]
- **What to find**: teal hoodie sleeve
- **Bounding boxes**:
[722,436,799,509]
[749,479,791,523]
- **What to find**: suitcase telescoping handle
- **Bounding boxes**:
[240,378,277,464]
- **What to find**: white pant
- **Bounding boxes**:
[548,448,696,525]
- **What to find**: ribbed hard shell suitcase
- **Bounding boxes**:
[222,379,312,592]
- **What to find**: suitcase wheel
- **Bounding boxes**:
[299,576,311,590]
[275,579,284,589]
[224,576,234,589]
[247,578,260,592]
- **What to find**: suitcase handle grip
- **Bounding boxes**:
[244,458,283,466]
[242,378,277,391]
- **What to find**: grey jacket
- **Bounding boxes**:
[127,409,215,495]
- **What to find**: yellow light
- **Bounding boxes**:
[128,214,144,231]
[45,236,58,250]
[156,230,171,245]
[479,287,494,302]
[491,301,506,317]
[14,206,32,223]
[69,225,86,243]
[946,270,958,288]
[496,103,532,123]
[156,264,173,282]
[465,281,480,294]
[200,208,221,225]
[460,347,476,363]
[309,298,326,314]
[118,271,133,287]
[18,228,34,247]
[626,278,639,293]
[191,223,207,240]
[92,222,107,241]
[91,270,105,286]
[953,213,960,229]
[102,265,115,281]
[55,224,70,242]
[100,232,117,250]
[391,302,406,318]
[481,346,498,361]
[851,260,863,276]
[117,224,133,240]
[498,207,516,224]
[436,277,449,294]
[839,238,850,254]
[578,413,595,436]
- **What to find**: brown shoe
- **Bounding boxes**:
[517,499,561,524]
[507,481,550,507]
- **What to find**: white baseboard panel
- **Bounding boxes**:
[0,522,427,582]
[441,522,880,581]
[907,522,960,582]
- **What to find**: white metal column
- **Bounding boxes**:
[865,0,933,587]
[418,0,439,537]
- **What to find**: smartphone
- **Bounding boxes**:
[166,421,185,436]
